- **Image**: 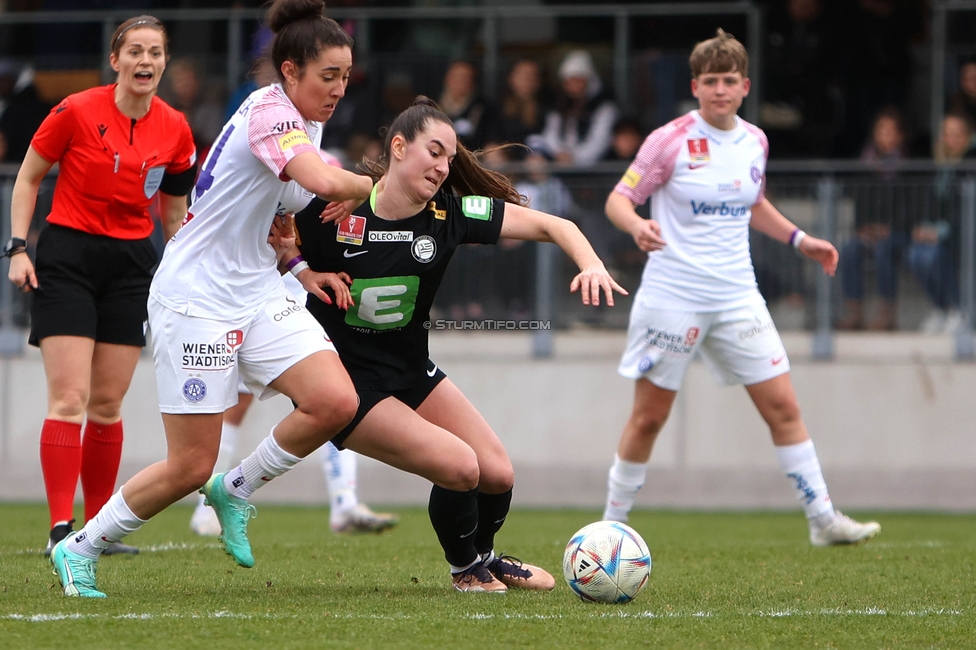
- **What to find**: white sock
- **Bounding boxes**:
[65,491,146,559]
[224,429,301,499]
[200,422,240,508]
[321,442,358,515]
[450,557,481,575]
[603,454,648,522]
[215,421,240,474]
[775,439,835,520]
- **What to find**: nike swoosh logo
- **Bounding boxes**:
[689,163,708,169]
[343,249,368,258]
[427,364,438,377]
[771,355,786,365]
[459,525,478,539]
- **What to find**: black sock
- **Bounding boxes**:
[474,488,513,558]
[427,485,479,570]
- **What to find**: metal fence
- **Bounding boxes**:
[3,160,976,360]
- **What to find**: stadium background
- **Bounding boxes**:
[0,0,974,511]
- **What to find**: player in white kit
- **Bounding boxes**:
[188,150,397,537]
[601,29,880,547]
[51,0,375,598]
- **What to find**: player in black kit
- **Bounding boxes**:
[289,96,626,593]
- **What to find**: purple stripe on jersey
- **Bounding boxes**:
[194,123,235,201]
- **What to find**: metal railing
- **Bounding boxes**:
[3,161,976,360]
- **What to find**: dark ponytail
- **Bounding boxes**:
[360,96,526,206]
[266,0,353,80]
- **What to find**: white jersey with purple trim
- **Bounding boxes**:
[614,110,768,311]
[151,83,322,320]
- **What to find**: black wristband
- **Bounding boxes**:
[3,237,27,258]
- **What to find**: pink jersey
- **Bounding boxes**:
[614,111,768,311]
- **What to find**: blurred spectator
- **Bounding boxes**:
[761,0,840,157]
[539,50,618,166]
[377,71,416,134]
[493,58,549,157]
[345,132,384,171]
[946,60,976,141]
[437,60,497,151]
[908,113,976,333]
[837,106,910,330]
[835,0,922,157]
[0,61,51,163]
[159,57,225,159]
[606,116,643,162]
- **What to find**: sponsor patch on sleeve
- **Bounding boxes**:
[460,196,492,221]
[278,129,312,152]
[622,168,641,188]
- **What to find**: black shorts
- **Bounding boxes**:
[29,224,158,347]
[330,359,447,449]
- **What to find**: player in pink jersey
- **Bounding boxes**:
[601,29,880,547]
[50,0,374,598]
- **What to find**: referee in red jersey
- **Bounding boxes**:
[4,15,196,555]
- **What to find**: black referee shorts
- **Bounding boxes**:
[330,359,448,450]
[29,224,158,347]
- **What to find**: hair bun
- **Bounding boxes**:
[267,0,326,34]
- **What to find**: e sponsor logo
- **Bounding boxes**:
[461,196,492,221]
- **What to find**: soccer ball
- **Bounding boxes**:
[562,520,652,604]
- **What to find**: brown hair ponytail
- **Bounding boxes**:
[361,96,527,206]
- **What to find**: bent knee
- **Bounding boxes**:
[303,388,360,432]
[178,462,216,494]
[771,400,802,425]
[479,457,514,493]
[630,411,666,438]
[438,446,480,492]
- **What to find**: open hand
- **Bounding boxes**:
[569,265,629,307]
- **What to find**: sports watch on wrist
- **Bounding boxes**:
[3,237,27,257]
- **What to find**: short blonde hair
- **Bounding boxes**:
[689,28,748,78]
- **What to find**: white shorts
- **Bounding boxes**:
[618,297,789,391]
[149,289,336,414]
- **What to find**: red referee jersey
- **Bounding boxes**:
[31,84,196,240]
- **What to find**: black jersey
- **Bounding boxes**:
[295,187,505,391]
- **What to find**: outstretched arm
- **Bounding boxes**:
[750,198,838,276]
[499,202,627,306]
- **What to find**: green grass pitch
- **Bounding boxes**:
[1,504,973,649]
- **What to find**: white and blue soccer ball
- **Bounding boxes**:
[562,520,651,604]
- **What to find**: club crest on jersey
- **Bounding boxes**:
[337,215,367,245]
[143,166,165,199]
[461,196,492,221]
[182,378,207,403]
[687,138,710,163]
[411,235,437,263]
[751,163,762,184]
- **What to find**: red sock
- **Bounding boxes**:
[81,420,124,523]
[39,419,82,529]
